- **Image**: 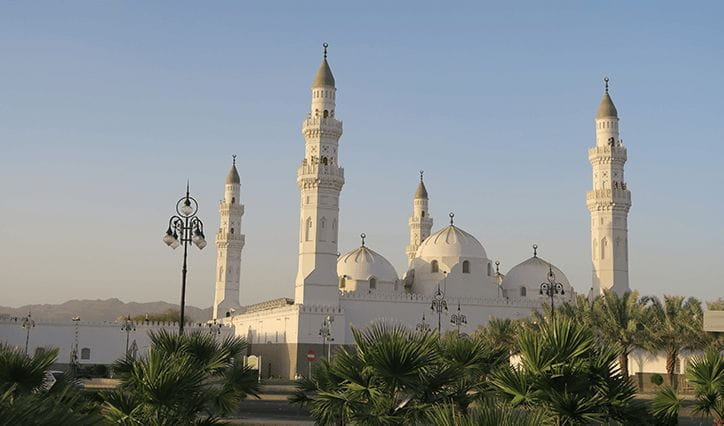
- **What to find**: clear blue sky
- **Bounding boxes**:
[1,1,722,308]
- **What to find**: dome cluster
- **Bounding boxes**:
[335,178,575,301]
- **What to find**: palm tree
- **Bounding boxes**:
[593,290,647,377]
[0,343,102,425]
[478,318,519,355]
[650,348,723,425]
[643,295,708,388]
[291,322,508,424]
[686,348,723,424]
[102,329,259,424]
[489,318,647,424]
[424,399,549,426]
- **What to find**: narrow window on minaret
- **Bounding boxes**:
[323,110,329,118]
[431,260,439,273]
[601,238,607,259]
[232,197,235,203]
[421,211,425,217]
[305,217,313,241]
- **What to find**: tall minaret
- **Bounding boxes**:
[587,78,631,296]
[213,156,245,319]
[405,171,433,264]
[294,43,345,306]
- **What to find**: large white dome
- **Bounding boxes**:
[337,245,399,283]
[416,225,487,260]
[501,255,571,296]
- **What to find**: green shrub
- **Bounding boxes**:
[650,373,664,386]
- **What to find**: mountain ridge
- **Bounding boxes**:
[0,298,212,322]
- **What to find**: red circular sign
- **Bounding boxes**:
[307,350,316,361]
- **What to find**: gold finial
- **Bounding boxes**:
[495,260,500,274]
[323,42,329,59]
[420,170,424,182]
[449,212,455,225]
[533,244,538,257]
[232,154,237,166]
[604,77,610,93]
[360,233,366,247]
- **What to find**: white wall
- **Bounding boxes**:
[0,319,233,365]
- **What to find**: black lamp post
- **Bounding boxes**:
[319,315,334,360]
[415,313,430,332]
[208,319,223,337]
[162,183,207,334]
[450,303,467,335]
[539,264,565,320]
[70,316,80,377]
[21,311,35,356]
[430,282,448,337]
[120,315,136,359]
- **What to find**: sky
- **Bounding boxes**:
[1,1,722,308]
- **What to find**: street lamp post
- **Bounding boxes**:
[21,311,35,356]
[415,313,430,332]
[120,315,136,359]
[318,315,334,360]
[539,264,565,320]
[450,303,467,335]
[162,183,207,334]
[70,316,80,377]
[208,319,223,337]
[430,283,448,337]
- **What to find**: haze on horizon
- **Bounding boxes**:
[1,1,722,308]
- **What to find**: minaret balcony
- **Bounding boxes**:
[297,163,345,179]
[302,117,343,138]
[588,146,627,162]
[586,188,631,208]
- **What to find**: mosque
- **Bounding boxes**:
[210,45,633,378]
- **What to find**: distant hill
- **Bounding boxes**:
[0,298,212,322]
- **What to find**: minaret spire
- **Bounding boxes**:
[213,156,245,319]
[406,170,433,265]
[587,79,631,296]
[294,46,345,306]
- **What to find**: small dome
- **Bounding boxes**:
[226,163,240,184]
[313,58,335,88]
[596,92,618,119]
[416,225,487,259]
[501,255,571,295]
[337,245,398,283]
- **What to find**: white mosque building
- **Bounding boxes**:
[209,45,632,378]
[0,45,643,380]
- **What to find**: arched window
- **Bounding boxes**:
[369,277,377,290]
[230,228,234,234]
[331,219,337,243]
[486,262,491,276]
[431,260,439,273]
[520,287,527,297]
[319,217,326,241]
[421,211,425,217]
[323,110,329,118]
[339,276,346,289]
[81,348,91,360]
[305,217,313,241]
[321,156,328,165]
[601,237,607,260]
[462,260,470,274]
